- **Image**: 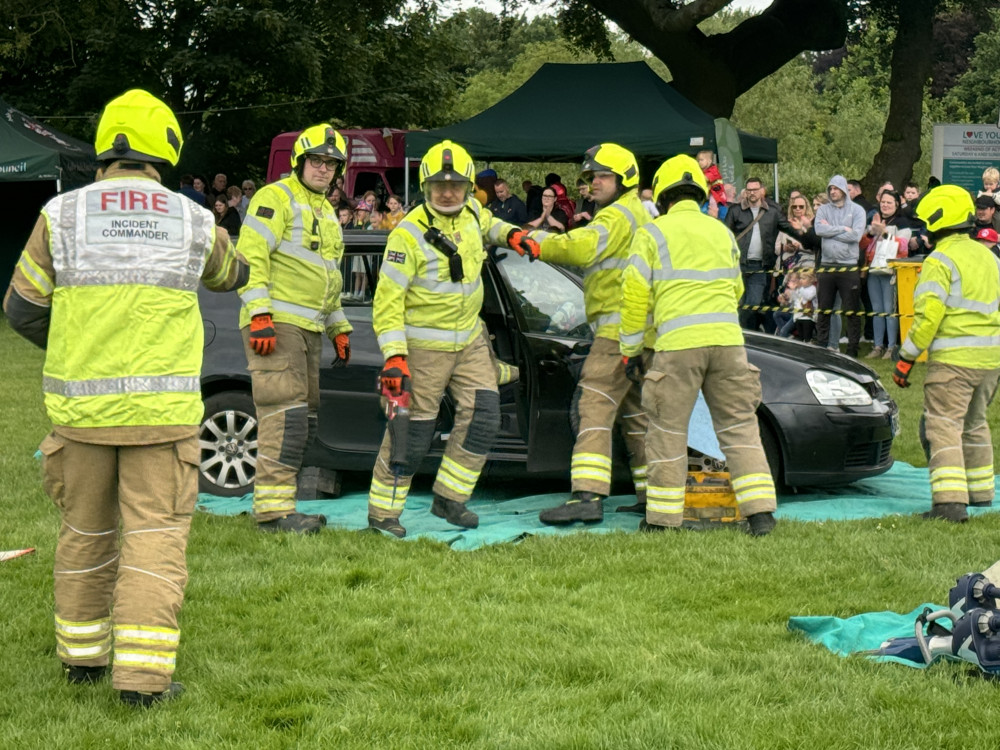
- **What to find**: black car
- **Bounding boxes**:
[197,231,897,497]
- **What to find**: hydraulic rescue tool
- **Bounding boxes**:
[378,367,411,506]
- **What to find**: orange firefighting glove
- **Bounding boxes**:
[623,355,646,385]
[249,314,276,356]
[507,229,541,261]
[333,332,351,366]
[892,357,914,388]
[379,356,410,397]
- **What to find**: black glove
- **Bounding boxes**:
[623,355,646,385]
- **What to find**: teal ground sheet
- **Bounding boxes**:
[197,461,1000,550]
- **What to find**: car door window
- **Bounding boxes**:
[496,252,590,339]
[339,252,382,320]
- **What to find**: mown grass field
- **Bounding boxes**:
[3,319,1000,749]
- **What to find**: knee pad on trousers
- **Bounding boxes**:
[305,414,318,452]
[462,389,500,455]
[404,418,438,475]
[277,405,310,467]
[569,386,582,437]
[918,413,930,463]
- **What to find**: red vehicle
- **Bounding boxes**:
[267,127,417,202]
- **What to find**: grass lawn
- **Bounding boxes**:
[3,318,1000,749]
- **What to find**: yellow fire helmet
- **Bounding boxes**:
[916,184,975,233]
[419,140,475,187]
[290,124,347,174]
[651,154,709,205]
[420,140,475,214]
[94,89,183,166]
[579,143,639,189]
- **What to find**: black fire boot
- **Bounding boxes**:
[638,520,679,533]
[257,512,326,535]
[970,499,993,508]
[539,491,605,525]
[367,516,406,538]
[120,681,185,708]
[747,511,777,537]
[922,503,968,523]
[64,664,108,684]
[430,496,479,529]
[615,500,647,514]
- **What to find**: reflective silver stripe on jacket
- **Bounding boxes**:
[271,298,324,323]
[628,254,652,281]
[239,287,269,305]
[276,242,329,270]
[398,221,481,296]
[588,224,612,266]
[929,335,1000,352]
[380,263,410,289]
[915,280,948,304]
[620,330,644,346]
[273,182,309,250]
[56,269,199,292]
[656,312,740,335]
[242,215,278,251]
[377,331,407,348]
[17,256,54,295]
[405,325,475,344]
[653,266,740,283]
[47,181,211,291]
[43,375,200,397]
[324,309,347,328]
[607,203,638,232]
[593,312,621,330]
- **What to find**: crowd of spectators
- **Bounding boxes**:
[178,172,253,239]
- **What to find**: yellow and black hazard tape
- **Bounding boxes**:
[744,263,898,276]
[739,303,912,319]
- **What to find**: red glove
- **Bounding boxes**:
[333,332,351,365]
[249,314,276,356]
[507,229,541,261]
[892,358,914,388]
[380,356,410,396]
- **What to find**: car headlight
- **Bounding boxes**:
[806,370,872,406]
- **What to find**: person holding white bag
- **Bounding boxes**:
[859,190,921,360]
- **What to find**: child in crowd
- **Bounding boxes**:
[774,271,798,338]
[792,269,817,343]
[368,208,384,230]
[696,150,727,207]
[979,167,1000,208]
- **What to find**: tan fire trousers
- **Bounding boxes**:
[368,334,500,521]
[570,336,649,499]
[242,323,322,521]
[642,346,776,527]
[923,361,1000,506]
[39,432,198,693]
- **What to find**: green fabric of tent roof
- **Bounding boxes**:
[405,61,777,164]
[0,98,97,188]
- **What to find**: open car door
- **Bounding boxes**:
[490,251,591,473]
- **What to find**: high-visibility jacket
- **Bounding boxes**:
[901,233,1000,369]
[4,164,247,429]
[373,200,517,358]
[237,175,352,338]
[529,188,651,341]
[620,200,744,356]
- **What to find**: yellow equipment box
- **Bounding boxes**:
[683,471,743,528]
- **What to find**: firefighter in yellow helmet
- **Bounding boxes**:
[893,184,1000,523]
[3,89,248,705]
[509,143,653,524]
[236,124,352,534]
[366,140,539,537]
[620,154,777,535]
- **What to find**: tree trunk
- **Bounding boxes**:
[583,0,847,116]
[861,0,938,195]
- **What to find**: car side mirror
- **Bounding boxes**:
[572,341,591,356]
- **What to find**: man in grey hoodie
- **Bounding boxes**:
[813,174,867,356]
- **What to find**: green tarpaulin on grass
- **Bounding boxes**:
[197,461,1000,550]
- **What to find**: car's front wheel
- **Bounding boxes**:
[199,390,258,497]
[757,416,786,492]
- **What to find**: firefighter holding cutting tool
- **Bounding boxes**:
[366,140,538,537]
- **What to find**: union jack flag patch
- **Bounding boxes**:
[387,250,406,264]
